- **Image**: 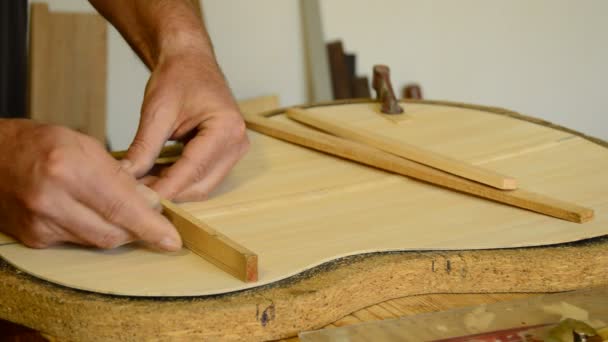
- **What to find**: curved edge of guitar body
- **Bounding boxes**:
[1,239,608,341]
[0,100,607,298]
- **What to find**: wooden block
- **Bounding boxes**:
[403,84,423,100]
[287,108,517,190]
[161,200,258,282]
[28,3,107,143]
[300,0,333,103]
[351,77,371,98]
[245,111,593,223]
[327,41,353,100]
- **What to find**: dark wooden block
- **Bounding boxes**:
[326,41,353,100]
[352,76,371,98]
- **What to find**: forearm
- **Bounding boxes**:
[88,0,214,69]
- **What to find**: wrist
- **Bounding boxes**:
[157,27,214,65]
[149,1,214,68]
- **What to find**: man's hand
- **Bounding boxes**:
[123,49,249,202]
[89,0,249,202]
[0,120,182,251]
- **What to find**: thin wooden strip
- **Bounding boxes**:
[244,113,593,223]
[287,108,517,190]
[161,200,258,282]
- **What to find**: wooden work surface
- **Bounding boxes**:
[0,100,607,340]
[1,100,608,297]
[0,238,607,341]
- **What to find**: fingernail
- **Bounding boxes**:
[158,237,182,252]
[120,159,133,171]
[136,184,161,210]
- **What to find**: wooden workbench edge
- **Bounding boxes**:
[1,238,608,341]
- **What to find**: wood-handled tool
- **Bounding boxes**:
[373,65,404,114]
[286,108,517,190]
[244,111,593,223]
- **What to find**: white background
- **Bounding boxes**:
[34,0,608,149]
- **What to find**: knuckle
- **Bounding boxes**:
[22,191,51,215]
[93,232,124,249]
[103,198,127,223]
[239,133,251,155]
[21,222,55,248]
[228,117,248,141]
[129,136,154,155]
[192,159,209,182]
[42,147,71,181]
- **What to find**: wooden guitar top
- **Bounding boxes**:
[0,100,606,297]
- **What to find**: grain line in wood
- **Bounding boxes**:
[161,200,258,282]
[244,113,593,223]
[286,108,517,190]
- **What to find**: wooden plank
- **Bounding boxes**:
[300,0,333,103]
[351,77,371,98]
[287,108,517,190]
[2,241,608,340]
[244,111,593,223]
[326,41,353,100]
[161,200,258,282]
[28,3,107,143]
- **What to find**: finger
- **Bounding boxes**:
[124,96,180,178]
[151,130,224,199]
[41,218,82,245]
[18,218,74,249]
[44,192,134,249]
[135,183,163,213]
[171,152,239,202]
[70,155,183,252]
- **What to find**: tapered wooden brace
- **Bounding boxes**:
[244,111,594,224]
[372,65,404,114]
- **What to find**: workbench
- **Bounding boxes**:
[1,238,607,341]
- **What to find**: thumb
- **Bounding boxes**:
[124,104,176,178]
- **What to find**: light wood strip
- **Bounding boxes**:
[245,113,593,223]
[161,200,258,282]
[287,108,517,190]
[28,3,107,143]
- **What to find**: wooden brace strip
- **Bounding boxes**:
[162,200,258,282]
[287,108,517,190]
[244,112,593,224]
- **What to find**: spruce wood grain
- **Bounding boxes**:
[245,112,593,223]
[1,100,605,298]
[287,108,517,190]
